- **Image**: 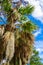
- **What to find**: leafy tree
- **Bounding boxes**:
[0,0,38,65]
[30,48,43,65]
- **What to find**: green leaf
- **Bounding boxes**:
[2,0,11,13]
[18,4,34,15]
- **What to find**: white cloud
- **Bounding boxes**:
[25,0,43,17]
[38,17,43,23]
[25,0,43,23]
[35,40,43,49]
[12,0,19,2]
[36,48,43,55]
[34,40,43,57]
[36,48,41,52]
[34,40,43,58]
[34,29,41,37]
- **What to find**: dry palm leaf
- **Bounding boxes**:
[15,32,34,65]
[0,26,5,62]
[0,26,5,36]
[3,31,15,61]
[0,37,5,62]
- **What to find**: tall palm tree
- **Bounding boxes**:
[0,0,38,65]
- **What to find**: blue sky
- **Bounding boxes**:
[28,15,43,41]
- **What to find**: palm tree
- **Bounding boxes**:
[0,0,38,65]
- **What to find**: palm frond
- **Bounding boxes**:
[2,0,11,13]
[3,31,15,61]
[18,4,34,15]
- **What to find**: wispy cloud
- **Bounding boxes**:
[34,29,41,37]
[36,48,41,52]
[34,40,43,59]
[35,40,43,49]
[25,0,43,23]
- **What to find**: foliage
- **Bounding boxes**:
[18,5,34,15]
[2,0,11,13]
[30,48,43,65]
